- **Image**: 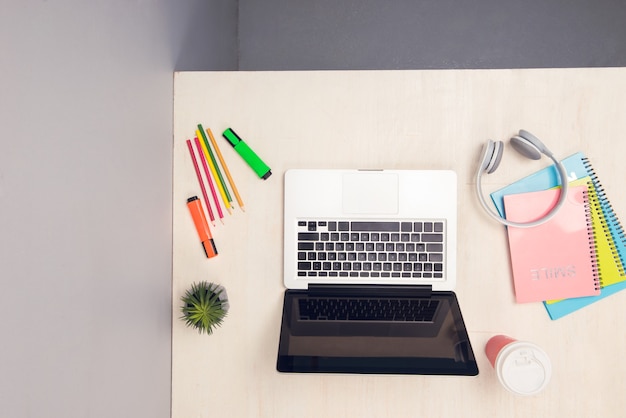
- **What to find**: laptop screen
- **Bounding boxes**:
[276,289,478,376]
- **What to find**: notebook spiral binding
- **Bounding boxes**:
[583,188,601,291]
[586,183,605,287]
[583,157,626,278]
[587,185,608,288]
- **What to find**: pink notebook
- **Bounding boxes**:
[503,184,600,303]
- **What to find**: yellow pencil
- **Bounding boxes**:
[196,129,232,214]
[206,128,245,211]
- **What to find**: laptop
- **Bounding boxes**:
[277,169,478,376]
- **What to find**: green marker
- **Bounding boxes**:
[222,128,272,180]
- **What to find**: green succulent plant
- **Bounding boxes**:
[180,281,229,335]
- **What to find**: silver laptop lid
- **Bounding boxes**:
[283,169,457,291]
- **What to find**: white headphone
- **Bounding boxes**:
[475,130,569,228]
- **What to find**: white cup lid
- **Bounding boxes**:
[496,341,552,395]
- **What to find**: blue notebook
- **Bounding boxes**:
[490,152,626,319]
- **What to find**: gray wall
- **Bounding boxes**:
[239,0,626,70]
[2,0,625,417]
[0,1,236,417]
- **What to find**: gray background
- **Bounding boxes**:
[1,1,625,417]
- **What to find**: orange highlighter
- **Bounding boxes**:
[186,196,218,258]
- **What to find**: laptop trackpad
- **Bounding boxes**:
[342,172,399,214]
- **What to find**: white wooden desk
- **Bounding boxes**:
[172,69,626,417]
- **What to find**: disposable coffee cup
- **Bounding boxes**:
[485,335,552,396]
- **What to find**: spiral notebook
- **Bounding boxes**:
[491,152,626,318]
[547,178,619,290]
[503,184,601,303]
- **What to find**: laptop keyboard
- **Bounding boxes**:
[296,220,445,279]
[298,297,440,322]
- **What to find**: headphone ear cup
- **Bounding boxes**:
[481,140,504,174]
[510,135,541,160]
[511,130,550,160]
[518,130,548,153]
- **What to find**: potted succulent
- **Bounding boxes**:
[180,281,229,335]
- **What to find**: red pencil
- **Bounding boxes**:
[186,139,215,225]
[194,136,224,222]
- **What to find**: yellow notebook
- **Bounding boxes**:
[585,178,626,287]
[546,178,625,304]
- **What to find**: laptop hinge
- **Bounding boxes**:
[307,284,433,297]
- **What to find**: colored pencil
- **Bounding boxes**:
[194,137,224,222]
[198,124,234,210]
[196,128,232,214]
[186,139,215,225]
[206,127,245,211]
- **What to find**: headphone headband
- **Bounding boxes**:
[475,130,569,228]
